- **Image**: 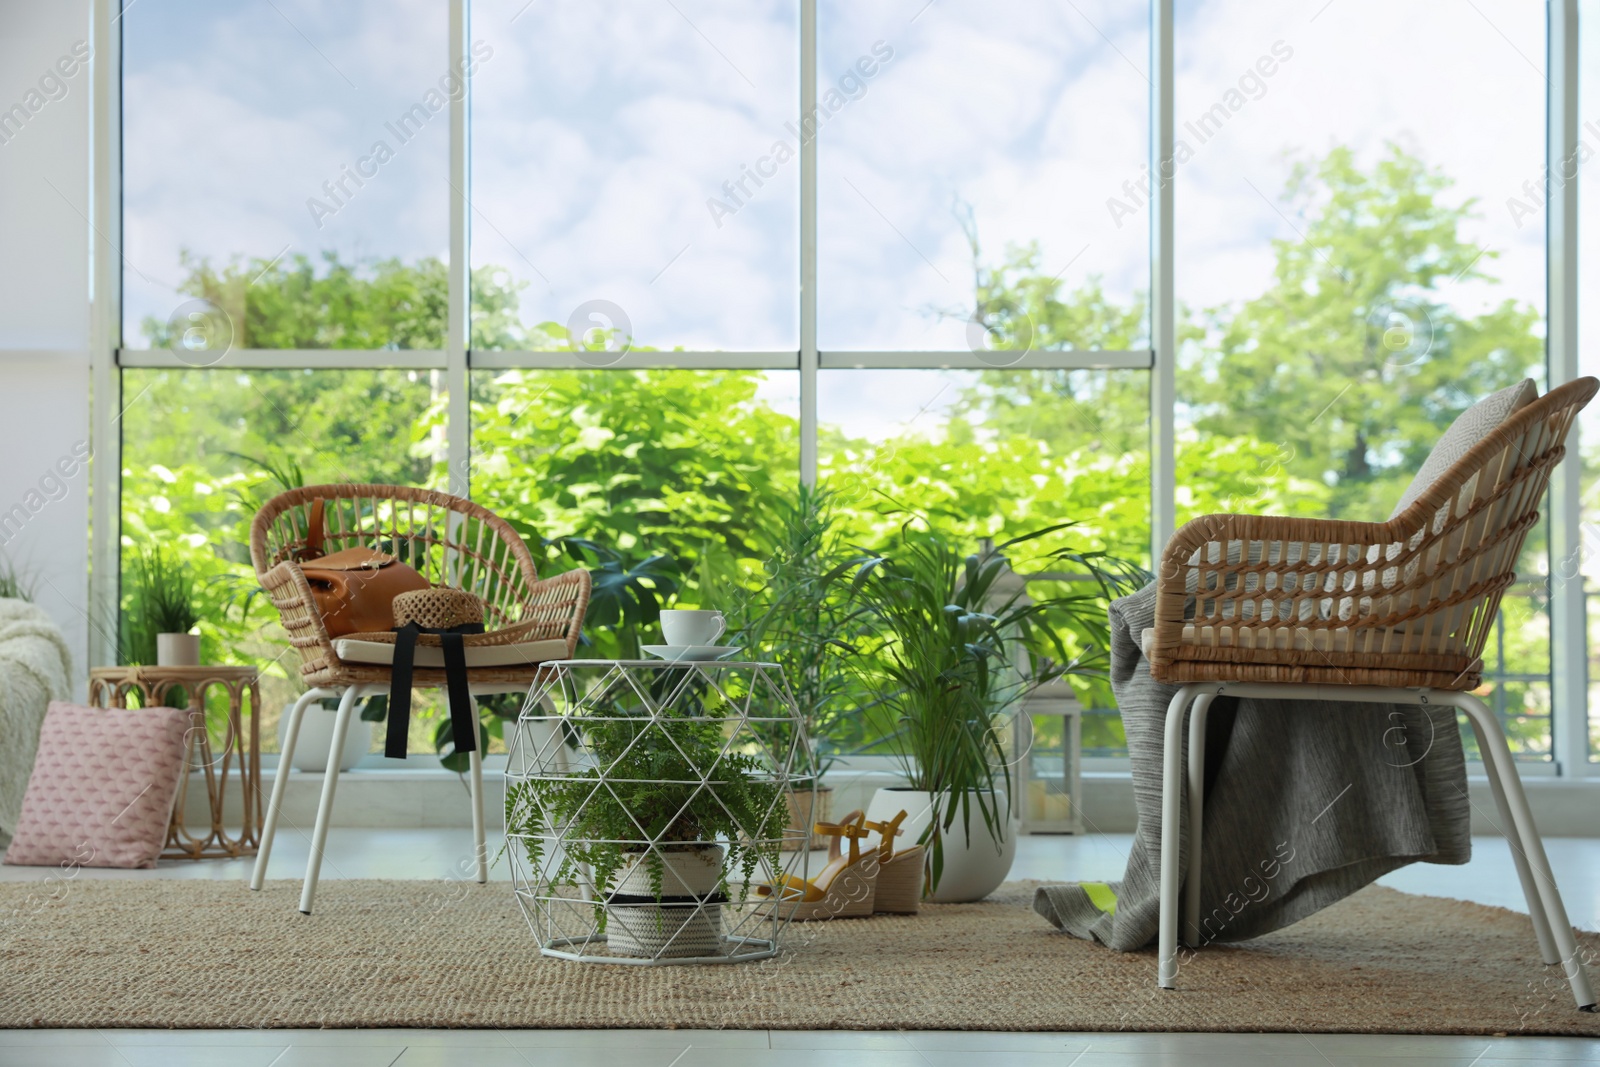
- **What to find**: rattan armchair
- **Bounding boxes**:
[1149,377,1597,1011]
[246,484,590,913]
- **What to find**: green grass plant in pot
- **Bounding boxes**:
[122,544,202,667]
[848,521,1144,902]
[0,554,35,602]
[503,679,784,959]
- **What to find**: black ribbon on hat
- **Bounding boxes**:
[386,621,486,759]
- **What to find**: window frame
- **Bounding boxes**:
[89,0,1593,778]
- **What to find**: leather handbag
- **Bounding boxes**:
[296,499,429,638]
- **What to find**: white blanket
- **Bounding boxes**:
[0,598,73,836]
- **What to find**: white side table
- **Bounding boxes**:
[504,658,818,965]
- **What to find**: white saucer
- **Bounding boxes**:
[642,645,742,662]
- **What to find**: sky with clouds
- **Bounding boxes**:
[120,0,1575,442]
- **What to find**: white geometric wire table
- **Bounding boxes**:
[504,659,817,965]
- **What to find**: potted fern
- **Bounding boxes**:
[848,521,1143,902]
[504,679,783,959]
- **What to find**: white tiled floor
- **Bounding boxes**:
[3,830,1598,1065]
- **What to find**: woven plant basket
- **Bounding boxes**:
[605,846,727,960]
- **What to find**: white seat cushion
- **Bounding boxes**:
[333,637,569,669]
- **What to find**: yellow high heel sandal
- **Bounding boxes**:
[864,810,924,914]
[757,809,877,920]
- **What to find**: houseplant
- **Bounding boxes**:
[727,484,865,845]
[122,544,202,667]
[848,519,1143,901]
[503,680,783,958]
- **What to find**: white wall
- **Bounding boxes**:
[0,0,94,687]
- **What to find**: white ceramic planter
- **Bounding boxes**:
[502,717,568,773]
[606,845,725,959]
[156,632,201,667]
[278,701,372,772]
[865,787,1017,903]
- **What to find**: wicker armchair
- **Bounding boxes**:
[247,484,591,913]
[1150,378,1597,1011]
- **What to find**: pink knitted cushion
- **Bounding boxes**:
[4,702,191,869]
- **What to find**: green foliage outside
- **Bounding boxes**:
[120,143,1554,760]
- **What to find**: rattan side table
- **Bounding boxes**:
[88,665,262,860]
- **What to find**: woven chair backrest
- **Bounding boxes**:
[1183,378,1596,663]
[250,484,540,632]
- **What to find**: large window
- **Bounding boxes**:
[110,1,1597,776]
[1175,0,1554,759]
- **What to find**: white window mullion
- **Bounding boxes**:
[799,0,819,487]
[471,351,799,371]
[447,0,470,499]
[1548,0,1587,778]
[89,0,123,670]
[1150,0,1176,569]
[817,350,1153,371]
[115,349,448,370]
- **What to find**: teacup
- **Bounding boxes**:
[661,609,726,647]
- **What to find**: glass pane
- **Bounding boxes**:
[119,368,440,752]
[469,0,799,351]
[122,1,448,349]
[469,367,800,645]
[819,367,1150,755]
[818,0,1149,351]
[1174,0,1551,758]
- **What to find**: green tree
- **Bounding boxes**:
[141,250,540,350]
[1183,144,1541,519]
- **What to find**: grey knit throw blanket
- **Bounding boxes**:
[1034,582,1471,949]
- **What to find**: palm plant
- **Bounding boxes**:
[731,484,865,778]
[846,520,1145,892]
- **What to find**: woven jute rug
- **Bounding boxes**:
[1,879,1597,1035]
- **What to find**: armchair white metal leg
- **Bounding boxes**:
[1158,683,1204,987]
[1183,692,1213,945]
[275,681,525,912]
[1442,691,1594,1009]
[299,684,366,914]
[250,687,328,892]
[1156,682,1596,1011]
[1461,699,1560,966]
[467,696,488,885]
